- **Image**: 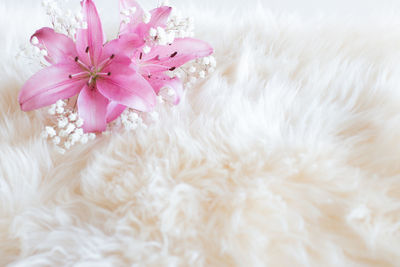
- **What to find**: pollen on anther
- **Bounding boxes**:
[69,75,72,79]
[110,54,115,59]
[75,57,79,62]
[107,72,111,76]
[139,52,143,60]
[85,46,89,53]
[170,51,178,58]
[169,67,176,71]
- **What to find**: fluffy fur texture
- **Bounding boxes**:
[1,0,400,266]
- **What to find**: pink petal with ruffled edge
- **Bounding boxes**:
[31,27,77,64]
[18,62,87,111]
[106,102,127,123]
[77,84,109,133]
[140,38,213,75]
[96,57,156,112]
[147,73,183,105]
[76,0,104,66]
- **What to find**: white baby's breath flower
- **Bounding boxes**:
[143,11,151,24]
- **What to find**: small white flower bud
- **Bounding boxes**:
[52,136,61,145]
[75,12,83,22]
[56,106,64,114]
[129,7,137,14]
[68,113,77,121]
[209,56,217,67]
[76,118,84,127]
[121,9,130,16]
[31,36,39,45]
[70,133,80,143]
[189,66,196,73]
[41,49,48,57]
[156,27,166,40]
[128,112,139,121]
[33,46,41,54]
[167,88,175,96]
[143,45,151,54]
[75,128,84,136]
[149,27,157,37]
[202,57,210,65]
[167,32,175,44]
[65,123,76,134]
[143,11,151,24]
[58,117,68,128]
[199,70,206,78]
[45,126,56,137]
[122,17,131,24]
[56,100,65,107]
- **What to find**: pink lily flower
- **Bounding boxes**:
[119,0,214,104]
[18,0,157,133]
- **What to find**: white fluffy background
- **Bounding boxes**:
[1,0,400,266]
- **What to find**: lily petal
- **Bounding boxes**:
[140,38,213,75]
[130,6,172,39]
[147,73,183,105]
[77,84,109,133]
[97,57,156,112]
[19,62,86,111]
[76,0,104,66]
[106,102,126,123]
[31,27,77,64]
[119,2,171,39]
[119,0,144,36]
[101,33,145,60]
[132,6,172,39]
[149,6,172,29]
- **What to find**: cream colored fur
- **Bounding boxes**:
[1,0,400,266]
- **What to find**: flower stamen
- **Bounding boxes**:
[97,55,116,71]
[74,56,90,71]
[68,72,89,79]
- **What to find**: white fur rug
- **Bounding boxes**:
[1,0,400,266]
